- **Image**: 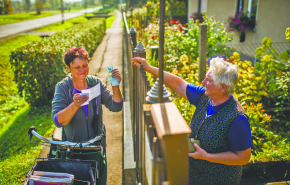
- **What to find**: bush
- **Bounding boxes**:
[10,19,106,106]
[143,15,290,159]
[226,11,256,34]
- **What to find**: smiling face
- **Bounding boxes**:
[201,71,223,98]
[66,58,89,80]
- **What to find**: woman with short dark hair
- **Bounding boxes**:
[52,46,123,185]
[52,46,123,141]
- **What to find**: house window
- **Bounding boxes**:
[236,0,258,20]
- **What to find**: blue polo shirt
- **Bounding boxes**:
[186,83,251,151]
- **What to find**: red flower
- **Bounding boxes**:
[170,19,175,24]
[176,20,180,24]
[151,35,155,39]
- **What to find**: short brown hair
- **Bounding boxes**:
[63,46,89,66]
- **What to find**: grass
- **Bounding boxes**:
[106,11,116,28]
[0,12,54,25]
[0,6,102,25]
[0,105,55,184]
[35,16,89,31]
[36,11,115,32]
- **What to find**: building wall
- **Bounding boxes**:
[252,0,290,43]
[188,0,199,20]
[215,0,290,44]
[206,0,236,25]
[188,0,290,44]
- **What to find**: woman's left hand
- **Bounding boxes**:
[188,143,208,160]
[112,68,122,83]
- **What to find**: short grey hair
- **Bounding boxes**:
[208,57,239,95]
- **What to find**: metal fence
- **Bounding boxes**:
[225,42,289,64]
[123,12,191,185]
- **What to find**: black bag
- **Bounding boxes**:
[31,159,97,185]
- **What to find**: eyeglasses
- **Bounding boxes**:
[73,64,88,71]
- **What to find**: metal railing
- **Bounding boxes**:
[123,12,191,185]
[225,42,289,64]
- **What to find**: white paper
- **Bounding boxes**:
[81,83,101,106]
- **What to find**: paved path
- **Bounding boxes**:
[0,7,101,40]
[88,10,123,185]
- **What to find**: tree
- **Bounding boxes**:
[3,0,12,14]
[24,0,30,12]
[35,0,45,14]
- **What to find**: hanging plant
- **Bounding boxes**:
[226,11,256,42]
[190,12,204,23]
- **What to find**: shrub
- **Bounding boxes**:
[146,13,233,73]
[10,19,106,106]
[226,11,256,34]
[143,13,290,159]
[190,12,204,23]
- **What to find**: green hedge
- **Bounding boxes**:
[10,19,106,106]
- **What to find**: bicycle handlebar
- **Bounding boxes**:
[28,126,104,147]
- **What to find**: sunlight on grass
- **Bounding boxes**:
[0,13,53,25]
[0,105,55,184]
[0,6,102,25]
[106,13,116,28]
[35,16,89,31]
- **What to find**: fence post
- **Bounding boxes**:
[133,42,146,183]
[134,41,146,58]
[199,23,207,83]
[151,102,191,185]
[130,26,137,51]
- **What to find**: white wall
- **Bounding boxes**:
[188,0,199,20]
[188,0,290,44]
[227,0,290,44]
[206,0,236,25]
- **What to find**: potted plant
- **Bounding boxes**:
[226,11,256,42]
[190,11,204,23]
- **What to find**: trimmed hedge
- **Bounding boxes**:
[11,19,106,106]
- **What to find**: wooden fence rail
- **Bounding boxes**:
[123,12,191,185]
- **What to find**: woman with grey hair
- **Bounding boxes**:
[132,56,251,185]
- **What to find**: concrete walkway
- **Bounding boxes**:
[0,7,101,40]
[88,10,123,185]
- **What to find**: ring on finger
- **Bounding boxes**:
[78,99,79,103]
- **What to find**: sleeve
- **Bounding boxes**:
[51,82,69,128]
[99,78,123,112]
[228,115,252,151]
[186,83,206,106]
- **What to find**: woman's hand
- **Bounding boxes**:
[188,143,208,160]
[112,68,122,83]
[73,93,89,107]
[132,57,151,72]
[188,143,251,165]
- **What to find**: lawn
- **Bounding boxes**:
[35,16,89,31]
[36,11,116,31]
[0,12,54,25]
[0,6,101,25]
[0,105,55,184]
